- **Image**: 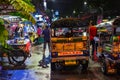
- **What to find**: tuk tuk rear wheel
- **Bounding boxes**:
[81,60,89,72]
[51,62,55,71]
[101,61,108,75]
[51,62,63,71]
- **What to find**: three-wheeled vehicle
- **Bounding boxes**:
[99,17,120,75]
[50,18,90,71]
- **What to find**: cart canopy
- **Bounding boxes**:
[51,18,89,28]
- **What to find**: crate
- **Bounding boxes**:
[75,42,84,50]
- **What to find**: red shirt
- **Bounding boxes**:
[89,26,97,41]
[37,28,42,36]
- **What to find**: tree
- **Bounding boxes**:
[0,0,37,47]
[0,0,36,23]
[0,18,8,48]
[32,0,45,14]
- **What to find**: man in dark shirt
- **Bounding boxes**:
[42,25,51,52]
[40,25,51,68]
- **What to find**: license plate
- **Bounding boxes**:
[65,60,76,65]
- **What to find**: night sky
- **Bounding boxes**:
[47,0,120,17]
[47,0,84,17]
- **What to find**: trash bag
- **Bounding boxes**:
[39,53,51,66]
[45,53,51,64]
[33,37,44,45]
[38,37,44,43]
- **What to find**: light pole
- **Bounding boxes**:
[51,9,54,18]
[99,7,103,17]
[83,1,87,12]
[97,7,103,24]
[73,10,76,17]
[84,1,87,5]
[43,0,47,11]
[51,9,56,22]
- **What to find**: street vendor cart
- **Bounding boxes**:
[99,17,120,75]
[50,18,90,71]
[7,37,31,66]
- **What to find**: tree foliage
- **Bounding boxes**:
[0,0,37,47]
[32,0,44,13]
[0,18,8,48]
[0,0,36,23]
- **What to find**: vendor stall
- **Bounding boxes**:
[99,17,120,75]
[6,37,31,66]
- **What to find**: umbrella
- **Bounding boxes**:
[96,22,112,27]
[96,22,112,32]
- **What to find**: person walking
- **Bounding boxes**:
[94,35,100,52]
[89,21,97,59]
[39,24,51,68]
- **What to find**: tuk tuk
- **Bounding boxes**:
[50,18,90,71]
[99,17,120,75]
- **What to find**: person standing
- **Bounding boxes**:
[18,23,24,37]
[37,26,42,37]
[37,26,44,44]
[39,24,51,68]
[7,26,13,39]
[94,35,100,53]
[89,21,97,59]
[14,26,20,38]
[42,25,51,53]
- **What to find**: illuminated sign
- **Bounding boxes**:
[0,4,16,14]
[58,51,83,56]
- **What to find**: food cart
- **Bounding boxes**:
[99,17,120,75]
[6,37,31,66]
[50,18,90,71]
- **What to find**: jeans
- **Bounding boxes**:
[90,40,95,56]
[43,41,51,52]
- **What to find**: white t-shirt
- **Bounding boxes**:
[94,36,99,42]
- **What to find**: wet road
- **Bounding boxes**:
[51,60,120,80]
[1,44,50,80]
[1,44,120,80]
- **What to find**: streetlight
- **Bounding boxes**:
[99,7,103,16]
[73,10,76,14]
[83,1,87,11]
[50,9,55,22]
[51,9,54,13]
[51,9,54,18]
[73,10,76,17]
[96,7,103,24]
[43,0,47,11]
[84,1,87,5]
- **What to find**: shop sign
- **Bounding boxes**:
[0,4,16,14]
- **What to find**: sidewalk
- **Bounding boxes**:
[0,43,51,80]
